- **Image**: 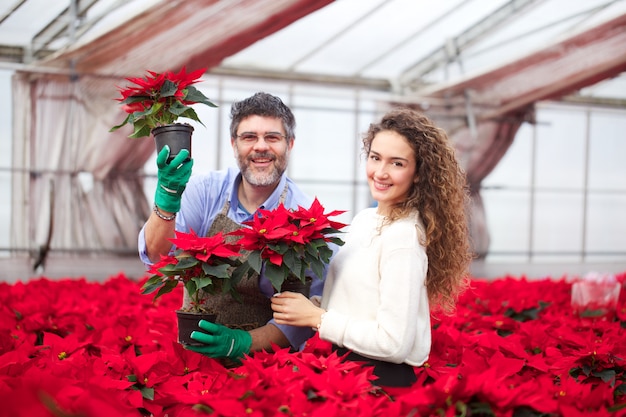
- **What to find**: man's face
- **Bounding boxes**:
[232,115,293,187]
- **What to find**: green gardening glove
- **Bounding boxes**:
[187,320,252,360]
[154,146,193,213]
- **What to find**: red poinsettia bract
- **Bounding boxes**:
[1,272,625,416]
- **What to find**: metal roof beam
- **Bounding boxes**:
[398,0,541,90]
[210,65,391,91]
[30,0,100,59]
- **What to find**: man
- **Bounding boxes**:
[138,92,325,362]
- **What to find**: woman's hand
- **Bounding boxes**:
[271,292,325,329]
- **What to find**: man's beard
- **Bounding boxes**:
[236,149,289,187]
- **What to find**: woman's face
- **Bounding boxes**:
[366,130,417,216]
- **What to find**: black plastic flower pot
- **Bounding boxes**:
[175,310,217,346]
[279,276,313,298]
[152,123,194,163]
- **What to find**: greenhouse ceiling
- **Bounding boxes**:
[1,0,625,108]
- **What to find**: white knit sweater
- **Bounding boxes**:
[319,207,431,366]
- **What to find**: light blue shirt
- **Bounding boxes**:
[138,167,327,348]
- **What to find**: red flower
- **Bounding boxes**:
[110,66,217,138]
[230,197,346,291]
[1,272,626,416]
[142,230,246,312]
[168,229,242,262]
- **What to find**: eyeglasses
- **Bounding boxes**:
[236,132,286,144]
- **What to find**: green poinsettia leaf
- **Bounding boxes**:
[129,125,152,139]
[168,100,189,116]
[179,107,204,126]
[184,279,198,296]
[157,263,185,276]
[268,240,289,255]
[283,250,303,279]
[265,262,288,292]
[176,257,199,269]
[592,369,616,383]
[141,275,164,294]
[247,251,263,274]
[309,259,325,282]
[121,95,151,104]
[129,102,160,122]
[140,386,155,401]
[160,79,178,98]
[580,308,607,317]
[328,236,345,246]
[317,244,334,264]
[192,276,214,292]
[201,263,230,279]
[220,277,231,293]
[185,86,218,107]
[154,279,178,299]
[231,262,250,285]
[110,113,132,132]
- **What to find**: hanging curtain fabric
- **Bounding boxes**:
[451,109,530,258]
[11,72,154,265]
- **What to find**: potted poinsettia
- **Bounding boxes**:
[110,66,217,161]
[142,229,247,345]
[230,197,347,296]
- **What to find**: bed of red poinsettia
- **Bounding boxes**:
[1,272,626,417]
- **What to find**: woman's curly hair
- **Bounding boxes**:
[363,107,473,313]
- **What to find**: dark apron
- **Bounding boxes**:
[181,184,288,331]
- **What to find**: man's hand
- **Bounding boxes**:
[187,321,252,359]
[154,146,193,213]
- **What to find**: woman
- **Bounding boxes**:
[270,108,473,388]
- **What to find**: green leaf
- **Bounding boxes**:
[160,79,178,97]
[155,279,178,299]
[186,86,218,107]
[265,262,287,292]
[184,279,198,296]
[580,309,607,317]
[231,262,251,285]
[179,108,204,126]
[247,251,263,274]
[318,244,334,263]
[503,303,550,322]
[177,257,199,269]
[129,124,151,139]
[192,404,214,413]
[593,368,616,383]
[192,276,214,292]
[467,402,495,416]
[157,263,184,276]
[201,263,230,279]
[109,113,131,132]
[141,275,164,295]
[309,258,324,281]
[608,402,626,412]
[329,236,345,246]
[283,250,303,279]
[140,386,154,400]
[168,100,189,116]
